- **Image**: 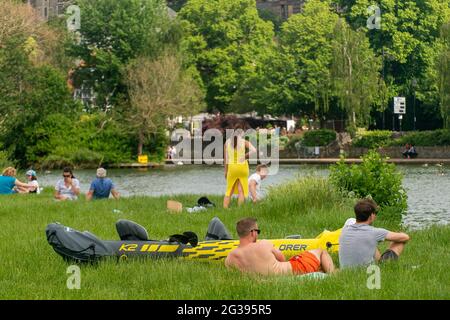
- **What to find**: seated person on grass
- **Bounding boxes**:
[86,168,120,201]
[248,164,268,203]
[225,217,335,276]
[0,167,34,195]
[339,198,410,269]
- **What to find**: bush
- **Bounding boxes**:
[388,130,450,147]
[27,113,134,168]
[0,150,14,169]
[285,135,303,152]
[352,130,393,148]
[302,129,336,147]
[329,150,407,222]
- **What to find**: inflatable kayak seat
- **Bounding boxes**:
[205,217,232,240]
[46,223,114,263]
[116,219,149,241]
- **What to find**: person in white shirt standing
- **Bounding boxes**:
[248,164,268,203]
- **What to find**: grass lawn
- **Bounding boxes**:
[0,178,448,300]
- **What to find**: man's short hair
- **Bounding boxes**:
[354,199,379,222]
[236,217,258,237]
[256,164,268,172]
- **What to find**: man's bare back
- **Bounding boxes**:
[225,240,292,275]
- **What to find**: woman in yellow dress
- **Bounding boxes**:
[223,125,256,208]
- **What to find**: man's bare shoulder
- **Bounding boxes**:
[258,240,274,247]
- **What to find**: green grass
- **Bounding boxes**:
[0,177,448,299]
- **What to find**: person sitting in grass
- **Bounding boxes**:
[225,217,335,276]
[16,170,40,194]
[0,167,34,195]
[54,167,80,201]
[86,168,120,201]
[248,164,268,203]
[339,198,410,269]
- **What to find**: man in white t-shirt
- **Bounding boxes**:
[248,164,268,203]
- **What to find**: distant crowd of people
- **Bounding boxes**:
[0,166,120,201]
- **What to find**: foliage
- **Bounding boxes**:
[179,0,275,112]
[331,19,383,127]
[280,0,339,117]
[352,130,393,148]
[302,129,337,147]
[388,129,450,147]
[330,150,408,221]
[27,113,134,169]
[125,53,204,155]
[69,0,181,110]
[435,22,450,128]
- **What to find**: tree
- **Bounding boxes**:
[436,22,450,128]
[279,0,340,120]
[337,0,450,129]
[0,1,79,166]
[69,0,181,110]
[179,0,275,112]
[125,53,204,155]
[331,19,383,127]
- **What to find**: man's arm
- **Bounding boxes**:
[86,190,93,201]
[385,232,410,243]
[271,246,285,262]
[111,189,120,199]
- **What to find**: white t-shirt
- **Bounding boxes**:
[29,180,40,194]
[248,173,262,201]
[55,179,80,200]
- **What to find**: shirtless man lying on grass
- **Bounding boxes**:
[225,217,335,276]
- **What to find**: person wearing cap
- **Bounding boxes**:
[86,168,120,201]
[16,170,40,194]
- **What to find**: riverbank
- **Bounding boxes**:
[0,178,448,299]
[107,158,450,168]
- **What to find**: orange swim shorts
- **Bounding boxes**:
[289,251,320,274]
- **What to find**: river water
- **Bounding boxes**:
[36,164,449,230]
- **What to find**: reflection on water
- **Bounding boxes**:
[36,164,449,230]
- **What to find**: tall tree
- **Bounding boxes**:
[279,0,340,120]
[179,0,275,112]
[69,0,182,110]
[436,22,450,128]
[331,19,383,127]
[125,53,204,155]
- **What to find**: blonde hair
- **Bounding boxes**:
[2,167,17,177]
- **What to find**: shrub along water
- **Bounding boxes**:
[302,129,337,147]
[329,150,407,222]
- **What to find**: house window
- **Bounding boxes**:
[281,5,287,20]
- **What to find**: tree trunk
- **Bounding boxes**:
[138,130,144,156]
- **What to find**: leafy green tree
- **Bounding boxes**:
[279,0,339,120]
[70,0,181,110]
[331,19,383,127]
[179,0,275,112]
[337,0,450,129]
[435,23,450,128]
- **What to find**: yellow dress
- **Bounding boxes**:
[225,139,249,197]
